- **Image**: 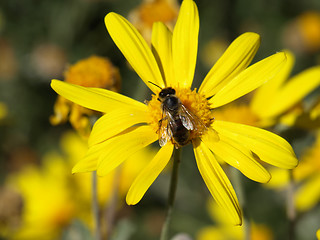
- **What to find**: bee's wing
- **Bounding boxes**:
[180,114,194,131]
[158,110,173,147]
[179,104,198,131]
[180,104,219,141]
[159,124,172,147]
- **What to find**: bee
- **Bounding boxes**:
[149,82,212,148]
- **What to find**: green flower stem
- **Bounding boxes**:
[287,170,296,240]
[105,167,122,239]
[92,171,101,240]
[160,147,181,240]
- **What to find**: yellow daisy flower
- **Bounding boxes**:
[51,0,298,225]
[6,156,75,240]
[317,229,320,240]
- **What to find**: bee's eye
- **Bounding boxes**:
[159,91,165,98]
[168,88,176,95]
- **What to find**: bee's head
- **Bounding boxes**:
[158,87,176,100]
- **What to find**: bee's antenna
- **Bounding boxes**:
[148,81,162,90]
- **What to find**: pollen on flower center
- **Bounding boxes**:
[147,87,214,145]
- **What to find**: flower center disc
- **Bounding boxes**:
[147,88,214,146]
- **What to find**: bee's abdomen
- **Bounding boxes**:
[171,118,190,147]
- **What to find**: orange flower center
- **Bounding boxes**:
[64,55,121,91]
[138,0,178,28]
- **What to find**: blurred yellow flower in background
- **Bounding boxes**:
[51,0,298,226]
[267,131,320,212]
[6,154,75,240]
[196,200,273,240]
[317,229,320,240]
[128,0,179,44]
[297,12,320,52]
[50,55,121,137]
[282,11,320,54]
[3,131,154,239]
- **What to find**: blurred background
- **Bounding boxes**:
[1,0,320,239]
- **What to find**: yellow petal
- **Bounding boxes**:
[88,108,149,147]
[193,138,242,226]
[126,143,174,205]
[151,22,174,87]
[257,66,320,119]
[85,87,147,110]
[311,100,320,119]
[72,139,109,173]
[105,13,164,93]
[203,132,271,183]
[51,80,146,113]
[201,127,220,143]
[213,120,298,169]
[97,125,158,176]
[265,168,289,188]
[74,124,157,174]
[199,32,260,98]
[172,0,199,89]
[250,50,295,116]
[204,200,244,239]
[72,155,97,174]
[209,52,287,108]
[197,226,227,240]
[295,174,320,211]
[294,157,318,181]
